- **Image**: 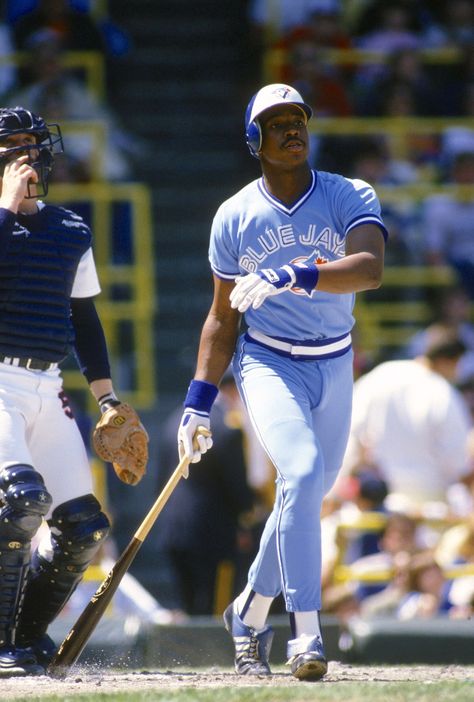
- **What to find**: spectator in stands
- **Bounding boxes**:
[349,136,418,186]
[404,287,474,384]
[281,39,353,119]
[321,470,389,590]
[354,2,421,83]
[345,137,419,264]
[0,1,16,98]
[350,0,422,39]
[358,549,412,618]
[455,46,474,114]
[458,376,474,423]
[346,511,419,601]
[422,151,474,299]
[5,29,136,181]
[154,372,256,615]
[437,513,474,563]
[247,0,326,36]
[423,0,474,50]
[276,0,352,55]
[435,508,474,620]
[356,48,440,117]
[12,0,105,55]
[396,551,457,619]
[11,0,131,95]
[339,324,473,519]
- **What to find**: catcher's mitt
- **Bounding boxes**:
[93,402,149,485]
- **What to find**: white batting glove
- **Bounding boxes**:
[230,266,297,313]
[177,410,213,468]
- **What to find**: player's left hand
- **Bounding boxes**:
[230,266,296,312]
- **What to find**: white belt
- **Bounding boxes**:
[246,328,352,359]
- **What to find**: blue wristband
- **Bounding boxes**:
[184,379,218,413]
[290,263,319,294]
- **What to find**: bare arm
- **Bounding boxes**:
[316,224,385,293]
[194,275,241,386]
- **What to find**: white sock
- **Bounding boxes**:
[235,584,273,631]
[292,611,322,639]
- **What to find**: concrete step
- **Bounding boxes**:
[121,111,239,138]
[129,44,238,69]
[48,615,342,669]
[48,613,474,670]
[124,16,232,43]
[117,79,236,102]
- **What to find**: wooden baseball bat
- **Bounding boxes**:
[48,429,209,678]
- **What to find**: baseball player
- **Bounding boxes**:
[177,84,387,680]
[0,106,147,677]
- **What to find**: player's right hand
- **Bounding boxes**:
[177,409,213,465]
[0,154,38,209]
[230,266,296,313]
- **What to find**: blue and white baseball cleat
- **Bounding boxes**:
[223,601,274,675]
[22,634,57,669]
[286,634,328,681]
[0,645,44,677]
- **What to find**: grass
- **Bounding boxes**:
[9,681,474,702]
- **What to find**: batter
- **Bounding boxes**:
[177,84,387,680]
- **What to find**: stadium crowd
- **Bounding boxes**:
[0,0,472,636]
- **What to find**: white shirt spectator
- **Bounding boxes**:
[342,359,472,512]
[423,193,474,266]
[248,0,340,33]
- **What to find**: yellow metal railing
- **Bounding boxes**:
[47,182,156,410]
[264,45,463,82]
[355,265,458,352]
[331,512,473,585]
[353,183,473,352]
[0,51,106,100]
[307,116,474,161]
[59,119,107,180]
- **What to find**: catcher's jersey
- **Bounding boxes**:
[210,170,387,340]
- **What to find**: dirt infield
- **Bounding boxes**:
[2,662,473,699]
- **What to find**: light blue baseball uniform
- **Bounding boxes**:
[209,170,387,611]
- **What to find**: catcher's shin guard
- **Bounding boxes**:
[16,493,110,648]
[0,465,52,666]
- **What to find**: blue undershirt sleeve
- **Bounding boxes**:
[70,297,111,383]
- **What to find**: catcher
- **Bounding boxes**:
[0,106,148,677]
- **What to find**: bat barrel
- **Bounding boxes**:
[47,538,142,677]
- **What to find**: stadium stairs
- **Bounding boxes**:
[98,0,262,604]
[107,0,258,400]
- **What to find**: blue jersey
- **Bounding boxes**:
[209,170,387,340]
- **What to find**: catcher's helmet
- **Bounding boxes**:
[245,84,312,158]
[0,106,64,197]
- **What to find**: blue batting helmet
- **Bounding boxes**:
[244,84,312,158]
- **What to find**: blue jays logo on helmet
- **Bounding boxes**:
[245,84,312,158]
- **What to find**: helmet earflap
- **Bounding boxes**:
[245,120,262,159]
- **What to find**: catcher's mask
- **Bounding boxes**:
[0,106,64,197]
[245,83,312,158]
